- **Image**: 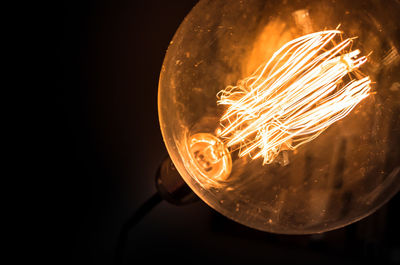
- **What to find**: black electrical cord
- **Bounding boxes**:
[115,156,197,264]
[115,192,163,265]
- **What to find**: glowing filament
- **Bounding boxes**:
[217,29,372,164]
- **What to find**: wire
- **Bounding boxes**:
[115,192,163,265]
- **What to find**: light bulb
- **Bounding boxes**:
[158,0,400,234]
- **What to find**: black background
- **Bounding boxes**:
[59,1,400,264]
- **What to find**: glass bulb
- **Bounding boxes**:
[158,0,400,234]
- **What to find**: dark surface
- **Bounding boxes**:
[59,1,400,264]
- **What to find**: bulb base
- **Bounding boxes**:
[155,156,198,205]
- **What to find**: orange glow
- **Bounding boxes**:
[217,29,372,164]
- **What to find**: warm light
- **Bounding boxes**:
[158,0,400,234]
[217,28,372,165]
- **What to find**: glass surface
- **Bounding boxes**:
[158,0,400,234]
